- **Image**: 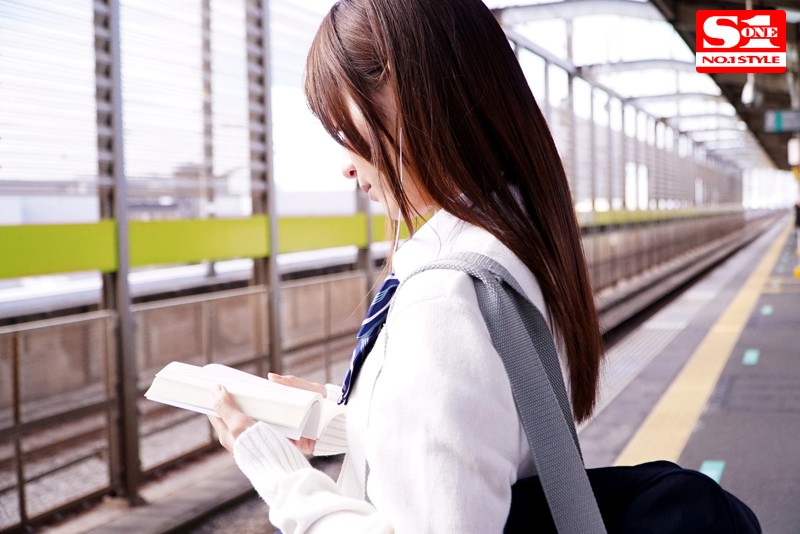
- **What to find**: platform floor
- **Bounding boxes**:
[46,217,800,533]
[582,217,800,533]
[678,223,800,533]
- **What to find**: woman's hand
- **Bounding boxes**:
[208,385,256,452]
[268,373,326,455]
[267,373,327,397]
[207,374,327,455]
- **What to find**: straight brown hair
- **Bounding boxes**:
[305,0,603,422]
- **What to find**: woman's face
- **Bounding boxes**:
[342,146,399,215]
[340,94,433,220]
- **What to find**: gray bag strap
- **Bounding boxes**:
[405,251,606,534]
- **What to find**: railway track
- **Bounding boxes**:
[0,400,203,492]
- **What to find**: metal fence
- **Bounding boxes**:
[0,272,366,531]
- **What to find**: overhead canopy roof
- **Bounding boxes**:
[490,0,798,170]
[651,0,799,170]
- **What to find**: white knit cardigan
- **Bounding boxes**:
[233,209,562,533]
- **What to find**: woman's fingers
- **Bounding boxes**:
[207,413,232,451]
[289,437,316,455]
[268,373,327,397]
[266,375,324,453]
[211,381,321,455]
[211,385,255,452]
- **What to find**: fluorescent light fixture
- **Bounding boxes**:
[786,9,800,24]
[741,73,755,105]
[789,138,800,166]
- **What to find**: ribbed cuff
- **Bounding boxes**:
[233,422,310,502]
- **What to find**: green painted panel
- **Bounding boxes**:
[370,215,418,243]
[0,221,117,279]
[580,206,743,228]
[129,216,269,267]
[372,215,392,243]
[0,206,748,278]
[278,215,368,254]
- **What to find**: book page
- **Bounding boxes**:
[145,362,349,446]
[311,400,348,455]
[204,364,349,445]
[145,362,322,437]
[201,363,318,406]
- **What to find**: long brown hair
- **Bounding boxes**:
[304,0,603,422]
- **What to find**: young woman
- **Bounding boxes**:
[209,0,603,531]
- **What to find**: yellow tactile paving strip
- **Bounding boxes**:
[614,222,792,466]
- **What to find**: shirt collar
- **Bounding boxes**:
[390,209,470,281]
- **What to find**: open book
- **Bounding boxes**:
[144,362,347,454]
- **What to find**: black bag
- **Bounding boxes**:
[507,461,761,533]
[411,253,761,533]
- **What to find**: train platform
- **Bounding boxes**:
[581,216,800,533]
[41,452,255,533]
[44,217,799,533]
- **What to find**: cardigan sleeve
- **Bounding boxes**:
[233,423,393,532]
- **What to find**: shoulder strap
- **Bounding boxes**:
[405,251,606,534]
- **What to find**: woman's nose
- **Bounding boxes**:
[342,152,357,180]
[341,160,357,180]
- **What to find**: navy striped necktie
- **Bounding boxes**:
[338,273,400,405]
